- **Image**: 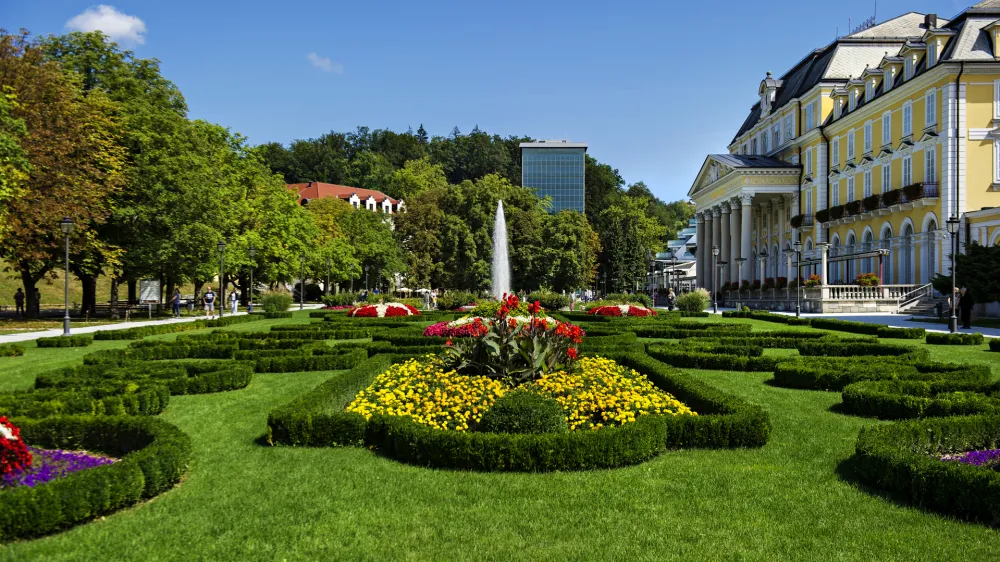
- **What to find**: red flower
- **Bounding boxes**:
[566,347,578,359]
[498,304,509,318]
[528,300,541,315]
[445,339,453,346]
[0,416,32,477]
[506,294,520,309]
[508,318,517,329]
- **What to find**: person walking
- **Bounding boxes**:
[667,288,676,311]
[958,286,975,329]
[13,288,25,318]
[171,289,182,318]
[230,290,239,315]
[203,288,216,319]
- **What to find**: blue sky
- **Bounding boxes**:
[3,0,972,202]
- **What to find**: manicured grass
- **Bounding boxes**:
[2,311,999,559]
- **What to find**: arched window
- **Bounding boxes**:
[805,240,814,277]
[846,233,857,282]
[862,231,874,274]
[902,224,914,284]
[925,220,938,283]
[880,226,893,284]
[831,236,841,283]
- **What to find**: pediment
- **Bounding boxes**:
[691,156,735,194]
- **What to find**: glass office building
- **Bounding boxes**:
[520,141,587,213]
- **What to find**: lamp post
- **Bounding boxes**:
[60,217,74,336]
[946,216,961,332]
[364,265,369,292]
[299,254,306,310]
[717,261,728,309]
[793,240,803,318]
[217,240,226,318]
[711,245,720,313]
[248,244,256,313]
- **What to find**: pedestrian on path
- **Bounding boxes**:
[203,288,216,319]
[171,289,182,317]
[959,287,975,329]
[13,288,25,318]
[667,288,676,311]
[34,289,41,317]
[230,290,239,315]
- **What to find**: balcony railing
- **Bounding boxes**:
[789,214,814,228]
[816,182,939,224]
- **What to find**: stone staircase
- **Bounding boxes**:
[904,295,949,317]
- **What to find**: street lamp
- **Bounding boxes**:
[299,253,306,311]
[248,244,256,313]
[793,240,803,318]
[946,216,961,333]
[217,240,226,318]
[60,217,74,336]
[717,261,728,309]
[364,265,370,292]
[711,245,720,313]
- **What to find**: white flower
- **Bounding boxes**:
[0,422,16,441]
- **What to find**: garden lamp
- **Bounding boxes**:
[60,217,74,336]
[946,216,961,333]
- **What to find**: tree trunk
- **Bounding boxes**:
[18,266,43,319]
[110,277,120,320]
[239,273,249,306]
[127,278,137,305]
[79,274,97,318]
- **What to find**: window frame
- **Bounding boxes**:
[925,89,937,127]
[882,112,892,146]
[902,102,913,137]
[847,176,856,202]
[864,121,873,153]
[902,155,913,187]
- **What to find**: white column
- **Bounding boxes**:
[720,205,731,285]
[729,199,741,283]
[740,194,753,283]
[695,213,705,289]
[818,243,830,299]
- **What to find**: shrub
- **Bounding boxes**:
[795,340,922,358]
[36,335,93,348]
[809,318,925,339]
[93,313,266,340]
[264,311,293,319]
[0,416,191,541]
[0,344,25,357]
[841,377,1000,419]
[925,332,985,346]
[675,289,710,312]
[436,291,478,311]
[261,290,293,313]
[604,293,654,308]
[992,339,1000,352]
[647,345,778,372]
[321,292,360,307]
[477,389,568,434]
[527,292,571,311]
[853,415,1000,525]
[253,349,368,373]
[770,357,986,391]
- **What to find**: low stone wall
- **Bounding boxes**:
[724,291,900,314]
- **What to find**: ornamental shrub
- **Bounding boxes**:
[809,317,925,339]
[527,291,571,311]
[841,377,1000,419]
[603,293,654,308]
[647,345,778,372]
[0,344,24,357]
[436,291,478,311]
[36,334,93,348]
[261,290,293,313]
[991,339,1000,352]
[925,332,985,346]
[675,289,709,312]
[478,388,567,434]
[322,292,360,307]
[93,313,266,340]
[264,311,293,319]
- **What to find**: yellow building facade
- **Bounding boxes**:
[689,2,1000,301]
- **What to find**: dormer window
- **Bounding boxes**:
[867,79,877,101]
[762,130,770,153]
[751,137,758,155]
[759,71,781,119]
[927,40,939,67]
[904,55,915,80]
[884,68,894,93]
[834,98,843,119]
[849,89,858,111]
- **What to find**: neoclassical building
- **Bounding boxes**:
[689,1,1000,300]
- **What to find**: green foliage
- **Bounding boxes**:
[478,389,568,434]
[322,292,360,307]
[809,318,925,339]
[93,313,265,340]
[603,293,654,308]
[795,340,922,358]
[931,242,1000,304]
[35,334,93,348]
[647,345,778,372]
[253,349,367,373]
[261,290,293,313]
[854,415,1000,525]
[470,300,529,318]
[596,194,666,293]
[436,291,478,310]
[842,377,1000,419]
[925,332,985,345]
[0,415,191,542]
[0,343,25,357]
[526,292,571,311]
[991,339,1000,352]
[675,289,710,312]
[771,357,985,391]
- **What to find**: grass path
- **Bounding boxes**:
[2,316,999,560]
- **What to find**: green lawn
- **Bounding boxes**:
[2,313,998,560]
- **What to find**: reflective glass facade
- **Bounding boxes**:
[521,147,586,213]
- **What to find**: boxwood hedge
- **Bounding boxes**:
[647,345,778,372]
[992,339,1000,352]
[853,414,1000,525]
[36,334,93,348]
[0,343,25,357]
[841,376,1000,419]
[771,357,987,391]
[925,332,985,346]
[809,318,925,339]
[0,415,191,541]
[93,313,266,340]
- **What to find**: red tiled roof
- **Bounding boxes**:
[287,182,400,205]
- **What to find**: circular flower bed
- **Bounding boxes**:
[423,314,561,338]
[589,304,657,317]
[347,303,420,317]
[2,447,116,489]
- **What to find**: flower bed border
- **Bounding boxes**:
[0,415,191,541]
[266,351,771,471]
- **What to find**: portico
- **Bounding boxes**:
[688,155,801,290]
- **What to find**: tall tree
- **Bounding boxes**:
[384,157,447,200]
[0,88,29,227]
[584,155,624,225]
[540,211,601,293]
[596,194,666,293]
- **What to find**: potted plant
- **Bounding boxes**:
[804,274,822,288]
[862,194,882,213]
[855,272,880,287]
[751,280,762,291]
[776,276,788,290]
[740,280,751,292]
[846,200,863,216]
[881,188,902,207]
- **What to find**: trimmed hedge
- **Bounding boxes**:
[0,383,170,418]
[842,376,1000,419]
[854,415,1000,525]
[0,415,191,541]
[93,313,266,340]
[264,311,294,319]
[925,332,985,346]
[795,340,924,358]
[647,345,778,372]
[771,357,987,391]
[268,352,771,471]
[722,310,811,326]
[36,334,93,348]
[0,343,25,357]
[478,389,567,434]
[809,318,925,339]
[84,343,238,364]
[253,349,368,373]
[35,360,255,396]
[991,339,1000,352]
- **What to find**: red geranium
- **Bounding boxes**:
[0,416,32,477]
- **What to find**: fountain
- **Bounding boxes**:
[491,200,510,300]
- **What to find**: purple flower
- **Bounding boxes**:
[1,447,116,489]
[940,448,1000,468]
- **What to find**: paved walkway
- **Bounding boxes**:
[702,307,1000,339]
[0,304,324,344]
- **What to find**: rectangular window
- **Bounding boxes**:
[864,122,872,153]
[928,44,937,67]
[784,115,794,141]
[806,189,813,215]
[805,149,813,177]
[905,56,914,79]
[773,124,781,147]
[847,132,855,159]
[882,113,891,145]
[762,131,769,153]
[805,104,814,130]
[885,68,894,93]
[925,148,936,182]
[752,138,758,155]
[832,138,840,166]
[882,164,891,192]
[864,170,872,198]
[847,177,856,201]
[832,182,840,206]
[925,90,937,126]
[902,155,913,186]
[903,103,913,136]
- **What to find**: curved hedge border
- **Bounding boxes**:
[36,334,93,348]
[267,352,770,471]
[795,340,924,358]
[722,310,811,326]
[925,332,985,346]
[853,414,1000,526]
[772,357,987,391]
[93,313,266,340]
[841,376,1000,419]
[0,343,25,357]
[0,415,191,541]
[809,318,925,339]
[647,345,778,372]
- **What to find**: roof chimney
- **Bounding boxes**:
[925,14,938,29]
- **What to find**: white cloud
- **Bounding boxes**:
[66,5,146,45]
[307,52,343,74]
